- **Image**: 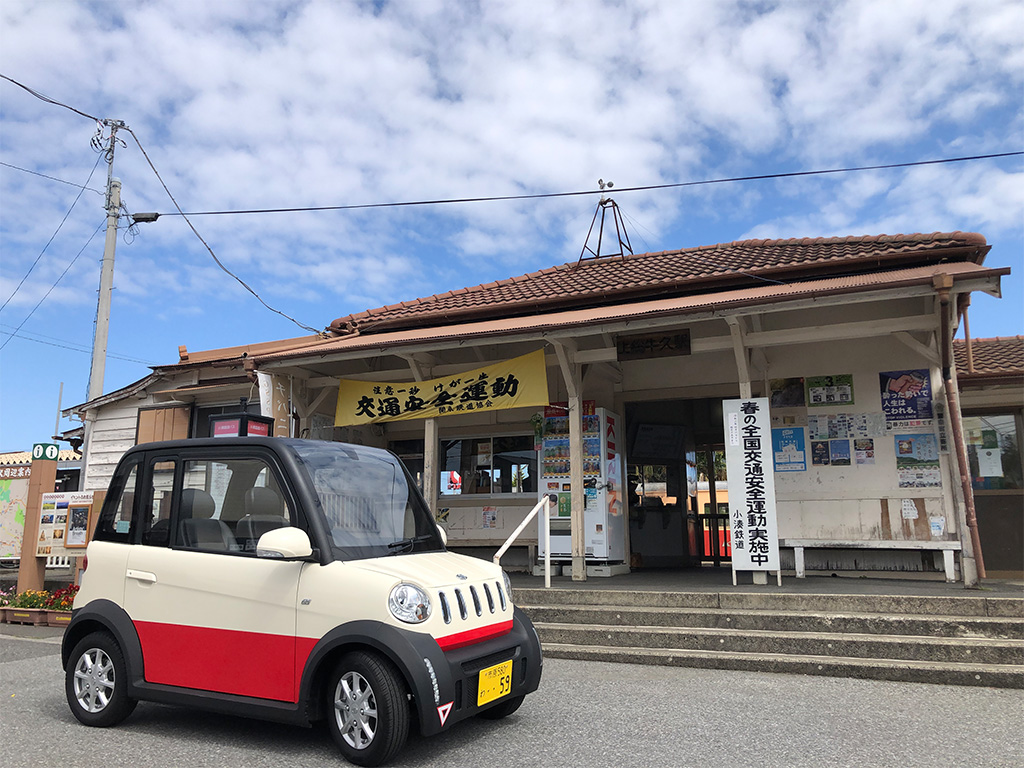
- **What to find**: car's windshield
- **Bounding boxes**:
[290,441,444,561]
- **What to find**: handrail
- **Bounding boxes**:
[493,494,556,589]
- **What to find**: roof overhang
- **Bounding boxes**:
[256,262,1007,369]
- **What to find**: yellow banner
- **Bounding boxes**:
[335,349,549,426]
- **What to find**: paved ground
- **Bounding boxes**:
[2,624,1022,768]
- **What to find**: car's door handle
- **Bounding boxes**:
[126,569,157,584]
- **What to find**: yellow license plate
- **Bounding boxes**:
[477,659,513,707]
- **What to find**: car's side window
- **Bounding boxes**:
[93,460,140,544]
[173,457,294,554]
[141,460,177,547]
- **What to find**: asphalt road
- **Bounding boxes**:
[2,627,1022,768]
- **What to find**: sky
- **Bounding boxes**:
[1,0,1022,452]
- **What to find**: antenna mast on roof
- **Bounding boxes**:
[577,179,633,265]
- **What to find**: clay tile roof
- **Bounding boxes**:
[329,231,989,336]
[954,336,1024,383]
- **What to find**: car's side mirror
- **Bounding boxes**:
[436,524,448,546]
[257,527,313,560]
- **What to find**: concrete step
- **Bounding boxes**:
[522,604,1024,639]
[534,622,1024,665]
[541,642,1024,689]
[515,587,1024,618]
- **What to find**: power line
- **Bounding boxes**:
[143,151,1023,218]
[0,152,105,313]
[0,73,101,122]
[0,161,105,195]
[5,72,1020,332]
[0,221,105,352]
[124,127,324,335]
[0,325,157,365]
[2,72,323,336]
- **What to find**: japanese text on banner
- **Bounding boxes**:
[335,349,549,426]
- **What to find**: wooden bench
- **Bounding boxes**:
[779,538,963,582]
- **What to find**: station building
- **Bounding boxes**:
[66,231,1021,583]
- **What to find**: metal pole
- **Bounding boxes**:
[88,174,121,402]
[544,495,552,589]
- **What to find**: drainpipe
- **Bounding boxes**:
[934,275,986,582]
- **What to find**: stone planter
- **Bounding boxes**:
[5,607,48,625]
[46,610,72,628]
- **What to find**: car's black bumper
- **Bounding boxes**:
[413,605,543,736]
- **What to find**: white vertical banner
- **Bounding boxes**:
[257,371,292,437]
[723,398,780,574]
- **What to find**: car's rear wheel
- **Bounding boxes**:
[65,631,137,727]
[327,651,409,767]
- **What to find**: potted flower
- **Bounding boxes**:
[6,589,50,625]
[0,586,13,623]
[44,584,78,627]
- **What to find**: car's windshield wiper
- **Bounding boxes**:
[387,534,434,555]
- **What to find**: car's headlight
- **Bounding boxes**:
[389,583,431,623]
[502,570,513,602]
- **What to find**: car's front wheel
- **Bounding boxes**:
[326,651,409,767]
[65,631,137,727]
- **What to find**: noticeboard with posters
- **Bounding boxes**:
[36,491,94,558]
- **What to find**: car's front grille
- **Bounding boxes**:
[438,580,507,624]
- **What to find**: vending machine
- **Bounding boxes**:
[537,404,626,562]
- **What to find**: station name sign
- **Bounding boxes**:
[616,330,690,361]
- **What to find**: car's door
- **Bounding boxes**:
[123,449,306,702]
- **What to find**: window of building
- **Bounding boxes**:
[192,404,240,439]
[963,413,1023,491]
[440,435,536,496]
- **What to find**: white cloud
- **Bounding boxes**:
[1,0,1021,333]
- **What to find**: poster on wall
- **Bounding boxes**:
[894,433,941,488]
[879,370,934,430]
[829,439,851,466]
[771,427,807,472]
[854,439,875,465]
[810,440,830,465]
[808,413,885,440]
[806,375,854,407]
[769,378,808,427]
[64,503,91,548]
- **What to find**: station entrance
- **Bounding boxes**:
[624,398,731,569]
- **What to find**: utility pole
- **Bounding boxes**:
[87,120,125,402]
[79,120,126,492]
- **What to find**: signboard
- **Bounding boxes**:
[258,371,292,437]
[616,330,690,361]
[335,349,549,426]
[32,443,60,461]
[210,414,273,437]
[723,398,780,573]
[37,491,93,558]
[0,472,29,558]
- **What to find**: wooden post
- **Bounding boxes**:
[552,339,586,582]
[423,418,439,516]
[17,449,58,593]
